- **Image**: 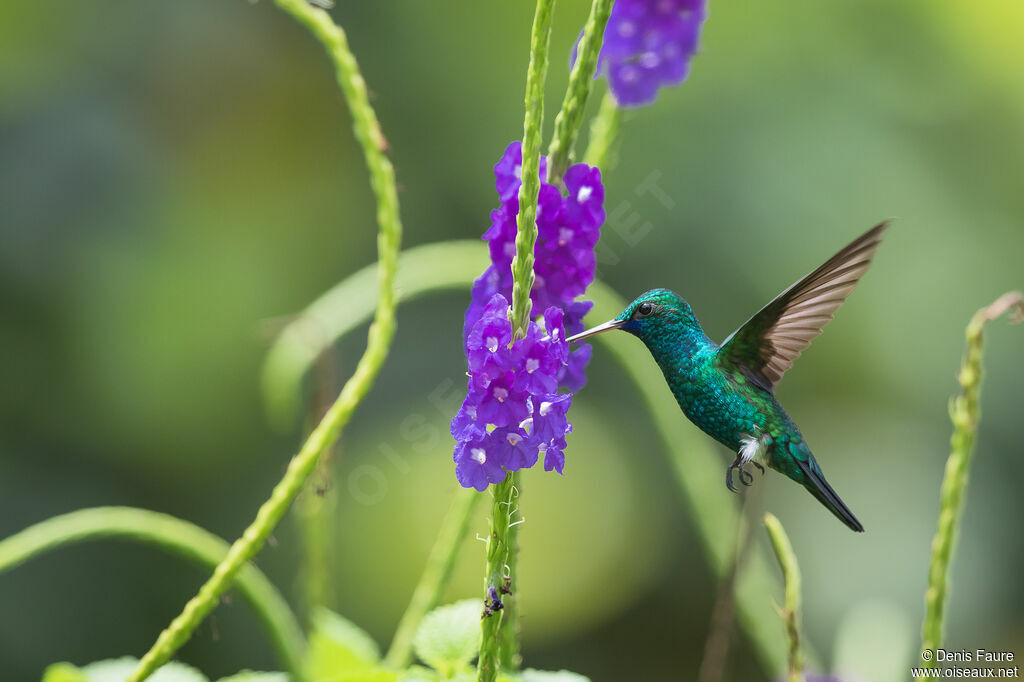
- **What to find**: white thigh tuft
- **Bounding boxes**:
[739,429,766,465]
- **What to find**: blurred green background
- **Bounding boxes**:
[2,1,1022,680]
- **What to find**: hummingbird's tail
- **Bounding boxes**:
[794,454,865,532]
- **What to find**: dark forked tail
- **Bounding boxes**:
[794,453,864,532]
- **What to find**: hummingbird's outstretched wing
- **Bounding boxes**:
[719,222,889,392]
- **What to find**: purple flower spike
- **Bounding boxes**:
[593,0,708,108]
[451,142,606,488]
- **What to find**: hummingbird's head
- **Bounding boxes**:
[567,288,697,343]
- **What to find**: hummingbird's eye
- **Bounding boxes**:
[635,302,655,318]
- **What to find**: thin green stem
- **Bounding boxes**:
[128,2,403,680]
[296,350,342,617]
[384,488,483,669]
[920,291,1024,666]
[696,486,761,682]
[582,91,621,171]
[510,0,556,339]
[490,0,556,672]
[0,507,305,675]
[763,513,804,682]
[546,0,614,183]
[477,474,520,682]
[296,477,337,616]
[498,470,522,671]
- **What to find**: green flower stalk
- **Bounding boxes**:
[509,0,556,339]
[296,351,343,616]
[546,0,615,184]
[477,474,521,682]
[920,291,1024,666]
[385,488,482,669]
[0,507,305,676]
[583,91,622,171]
[498,470,523,672]
[764,513,804,682]
[128,1,403,680]
[476,0,556,677]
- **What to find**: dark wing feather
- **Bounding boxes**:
[720,222,889,391]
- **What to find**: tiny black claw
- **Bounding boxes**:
[726,460,742,493]
[739,467,754,486]
[751,461,765,475]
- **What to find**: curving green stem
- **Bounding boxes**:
[509,0,556,339]
[477,474,520,682]
[546,0,614,184]
[920,291,1024,666]
[763,513,804,682]
[384,488,482,669]
[582,91,621,171]
[0,507,306,675]
[128,1,403,680]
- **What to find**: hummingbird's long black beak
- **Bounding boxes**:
[567,319,625,343]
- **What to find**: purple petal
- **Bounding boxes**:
[455,436,508,491]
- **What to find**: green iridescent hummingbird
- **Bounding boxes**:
[568,223,890,532]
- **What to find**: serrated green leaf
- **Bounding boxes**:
[517,670,591,682]
[307,607,381,679]
[411,599,480,675]
[215,672,289,682]
[47,658,209,682]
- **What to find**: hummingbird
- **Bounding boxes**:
[568,223,889,532]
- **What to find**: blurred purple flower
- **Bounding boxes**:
[451,143,605,489]
[588,0,708,108]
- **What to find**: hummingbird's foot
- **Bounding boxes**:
[726,457,746,492]
[727,456,761,492]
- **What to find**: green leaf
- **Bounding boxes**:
[41,663,86,682]
[215,672,289,682]
[517,671,591,682]
[411,599,480,675]
[307,607,381,679]
[43,658,209,682]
